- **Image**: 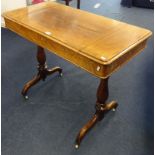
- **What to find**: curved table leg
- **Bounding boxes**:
[21,46,63,98]
[77,0,80,9]
[65,0,69,6]
[75,114,99,149]
[46,66,63,77]
[21,75,42,99]
[75,78,118,148]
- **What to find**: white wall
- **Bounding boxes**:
[1,0,27,27]
[1,0,26,12]
[1,0,56,27]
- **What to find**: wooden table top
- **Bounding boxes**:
[3,2,152,78]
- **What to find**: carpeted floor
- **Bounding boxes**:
[1,0,154,155]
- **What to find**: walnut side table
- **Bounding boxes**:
[3,2,152,148]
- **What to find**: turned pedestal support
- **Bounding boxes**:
[21,46,118,148]
[75,78,118,148]
[21,46,62,99]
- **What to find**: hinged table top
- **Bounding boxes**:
[3,2,152,78]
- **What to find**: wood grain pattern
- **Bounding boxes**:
[2,2,152,78]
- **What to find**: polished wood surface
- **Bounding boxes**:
[22,46,62,98]
[2,2,152,78]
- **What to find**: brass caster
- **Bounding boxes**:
[60,72,63,77]
[75,144,79,149]
[112,108,116,112]
[24,95,29,100]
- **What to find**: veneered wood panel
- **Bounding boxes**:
[3,2,152,78]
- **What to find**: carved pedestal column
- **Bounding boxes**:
[75,78,118,148]
[21,46,62,99]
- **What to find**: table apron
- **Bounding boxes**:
[4,18,148,79]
